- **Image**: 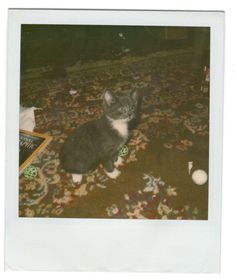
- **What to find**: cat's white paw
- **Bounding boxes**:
[72,174,83,183]
[114,156,124,168]
[105,168,121,179]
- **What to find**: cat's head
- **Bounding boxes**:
[103,90,138,122]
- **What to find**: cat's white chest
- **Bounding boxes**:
[110,119,128,138]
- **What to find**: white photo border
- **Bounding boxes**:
[5,9,224,272]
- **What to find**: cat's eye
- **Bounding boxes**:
[119,107,127,113]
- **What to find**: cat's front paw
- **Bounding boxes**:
[114,156,124,168]
[105,168,121,179]
[72,173,83,183]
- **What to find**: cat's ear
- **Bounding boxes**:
[103,91,114,106]
[130,90,138,103]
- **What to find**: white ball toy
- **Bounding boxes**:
[69,88,77,95]
[191,169,208,185]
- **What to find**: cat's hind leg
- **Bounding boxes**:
[72,173,83,183]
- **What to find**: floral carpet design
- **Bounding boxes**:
[106,173,199,219]
[19,50,209,219]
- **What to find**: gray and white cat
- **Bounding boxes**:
[60,90,138,183]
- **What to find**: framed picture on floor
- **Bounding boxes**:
[5,9,224,272]
[19,129,52,174]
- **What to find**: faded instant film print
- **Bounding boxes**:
[6,9,224,272]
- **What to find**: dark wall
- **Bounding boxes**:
[20,25,210,71]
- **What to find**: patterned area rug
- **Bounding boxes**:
[19,50,209,219]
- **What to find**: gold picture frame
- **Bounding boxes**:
[19,129,52,174]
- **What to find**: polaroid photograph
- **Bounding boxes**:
[5,9,224,272]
